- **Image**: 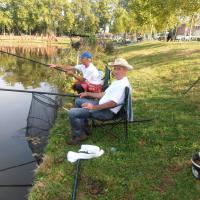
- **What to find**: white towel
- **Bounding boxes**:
[67,144,104,163]
[79,144,101,154]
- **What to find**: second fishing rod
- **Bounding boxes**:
[0,49,68,73]
[0,33,84,73]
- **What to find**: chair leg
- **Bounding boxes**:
[90,119,127,143]
[92,123,119,143]
[124,120,128,141]
[91,120,95,128]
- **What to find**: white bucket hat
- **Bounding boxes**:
[108,58,133,70]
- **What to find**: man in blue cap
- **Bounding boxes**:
[50,51,103,93]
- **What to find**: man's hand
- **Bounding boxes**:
[81,102,96,110]
[79,92,89,98]
[66,69,74,75]
[80,91,104,99]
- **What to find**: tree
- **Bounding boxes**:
[179,0,200,36]
[0,0,12,34]
[111,7,129,34]
[96,0,118,33]
[70,0,99,35]
[59,1,75,35]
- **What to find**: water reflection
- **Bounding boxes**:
[0,45,76,90]
[0,78,37,200]
[0,46,60,88]
[0,45,69,200]
[0,45,59,58]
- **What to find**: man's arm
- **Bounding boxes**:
[49,64,85,81]
[82,101,117,110]
[67,70,85,82]
[79,92,105,99]
[49,64,75,72]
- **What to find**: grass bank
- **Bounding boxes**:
[0,35,70,47]
[29,41,200,200]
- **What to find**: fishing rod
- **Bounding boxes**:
[69,33,90,38]
[0,184,33,187]
[0,88,78,97]
[0,50,67,73]
[183,77,200,94]
[72,159,81,200]
[0,160,36,172]
[0,160,36,187]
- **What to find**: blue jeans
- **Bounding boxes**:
[75,98,98,108]
[68,98,115,136]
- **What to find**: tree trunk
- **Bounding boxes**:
[189,14,195,37]
[3,26,6,35]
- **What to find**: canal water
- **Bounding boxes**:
[0,45,71,200]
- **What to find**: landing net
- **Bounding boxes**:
[26,93,61,163]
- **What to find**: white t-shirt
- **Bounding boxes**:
[75,63,102,84]
[99,77,130,113]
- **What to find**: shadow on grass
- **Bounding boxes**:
[30,41,200,200]
[128,48,200,70]
[117,42,167,54]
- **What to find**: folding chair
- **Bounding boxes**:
[101,66,111,91]
[90,87,130,141]
[90,87,153,142]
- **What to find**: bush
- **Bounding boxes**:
[105,41,115,53]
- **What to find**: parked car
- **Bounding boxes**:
[185,35,192,41]
[154,32,168,41]
[175,35,192,41]
[191,36,200,41]
[175,35,185,41]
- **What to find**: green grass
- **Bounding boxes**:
[29,41,200,200]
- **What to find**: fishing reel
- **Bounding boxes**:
[71,41,81,51]
[191,152,200,179]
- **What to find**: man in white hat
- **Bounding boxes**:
[67,58,133,145]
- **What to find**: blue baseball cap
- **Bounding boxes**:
[80,51,92,59]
